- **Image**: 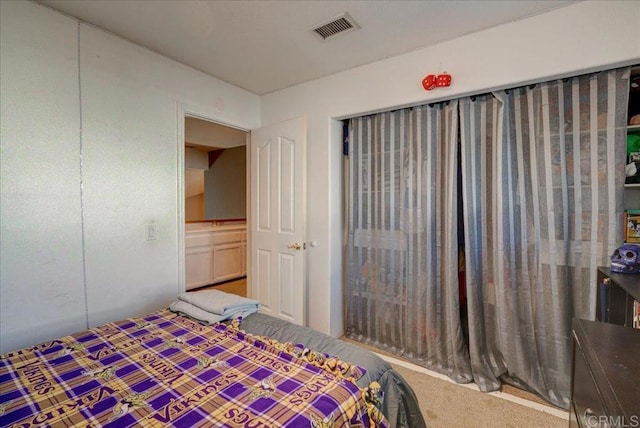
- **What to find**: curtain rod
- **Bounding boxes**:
[350,68,621,119]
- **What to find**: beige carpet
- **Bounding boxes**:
[343,338,568,427]
[390,363,567,427]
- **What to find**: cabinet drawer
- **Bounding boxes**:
[212,231,243,245]
[186,232,211,248]
[572,345,606,427]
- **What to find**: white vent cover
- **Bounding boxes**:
[311,13,360,41]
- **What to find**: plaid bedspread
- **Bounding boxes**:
[0,310,387,427]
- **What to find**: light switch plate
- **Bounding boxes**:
[146,224,157,241]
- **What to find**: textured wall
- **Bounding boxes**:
[204,146,247,219]
[0,1,260,353]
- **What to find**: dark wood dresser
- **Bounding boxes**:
[569,318,640,427]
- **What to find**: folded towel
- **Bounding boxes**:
[177,290,260,316]
[169,300,258,325]
[169,300,225,325]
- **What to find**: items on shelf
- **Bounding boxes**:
[627,71,640,184]
[627,133,640,184]
[624,210,640,243]
[610,243,640,273]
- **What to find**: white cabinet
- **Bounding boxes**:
[185,232,213,290]
[212,230,244,283]
[185,225,247,290]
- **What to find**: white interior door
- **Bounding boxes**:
[249,117,306,325]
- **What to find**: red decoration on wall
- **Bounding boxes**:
[422,74,437,90]
[422,73,452,91]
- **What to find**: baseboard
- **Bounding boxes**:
[375,352,569,420]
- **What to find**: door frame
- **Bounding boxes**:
[176,103,251,295]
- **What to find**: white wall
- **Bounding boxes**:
[0,1,260,353]
[185,147,209,170]
[1,0,85,353]
[205,146,247,219]
[261,0,640,337]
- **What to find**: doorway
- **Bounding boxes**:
[184,116,248,221]
[177,111,307,326]
[181,115,249,294]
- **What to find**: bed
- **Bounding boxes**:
[0,305,425,427]
[238,314,425,427]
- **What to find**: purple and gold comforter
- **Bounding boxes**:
[0,310,387,427]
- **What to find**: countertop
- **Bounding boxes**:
[185,223,247,233]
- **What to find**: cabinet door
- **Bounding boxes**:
[185,232,212,290]
[186,247,213,290]
[212,244,243,283]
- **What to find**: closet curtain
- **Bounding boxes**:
[345,68,629,409]
[459,68,630,408]
[345,103,472,381]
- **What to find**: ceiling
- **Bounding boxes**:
[39,0,576,95]
[185,117,247,150]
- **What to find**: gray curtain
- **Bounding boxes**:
[345,103,472,382]
[459,68,630,408]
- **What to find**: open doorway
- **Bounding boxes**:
[183,116,249,296]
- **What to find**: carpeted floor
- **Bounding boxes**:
[390,363,567,427]
[343,338,568,427]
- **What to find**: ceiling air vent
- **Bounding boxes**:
[311,13,360,41]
